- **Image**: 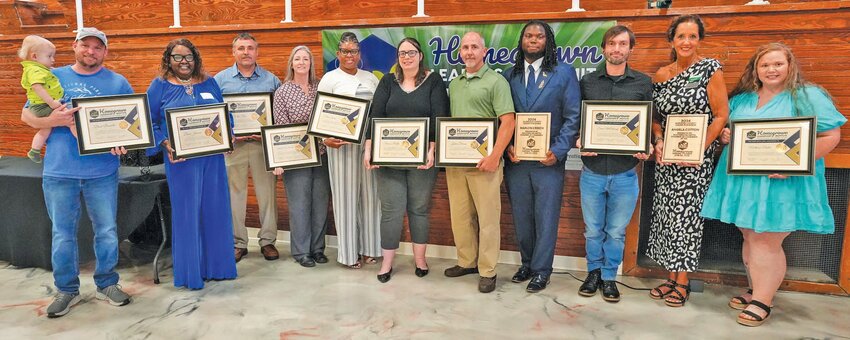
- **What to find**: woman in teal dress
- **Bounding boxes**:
[702,43,845,327]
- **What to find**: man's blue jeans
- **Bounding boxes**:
[43,172,119,294]
[580,167,639,281]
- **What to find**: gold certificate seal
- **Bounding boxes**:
[775,143,790,153]
[118,121,129,129]
[619,126,630,135]
[251,113,259,120]
[204,128,213,136]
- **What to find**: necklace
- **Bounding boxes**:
[674,57,702,76]
[177,77,193,95]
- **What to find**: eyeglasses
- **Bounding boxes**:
[398,50,419,58]
[339,49,360,56]
[170,54,195,62]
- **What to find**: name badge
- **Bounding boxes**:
[684,75,702,89]
[200,92,215,100]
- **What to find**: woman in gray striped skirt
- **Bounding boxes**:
[316,32,382,268]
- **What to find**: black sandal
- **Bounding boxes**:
[728,288,753,310]
[664,282,691,307]
[737,300,771,327]
[649,279,677,300]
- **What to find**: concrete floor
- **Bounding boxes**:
[1,242,849,339]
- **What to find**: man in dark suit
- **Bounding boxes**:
[503,20,581,293]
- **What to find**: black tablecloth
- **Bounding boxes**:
[0,156,168,269]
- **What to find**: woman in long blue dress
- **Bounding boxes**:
[702,43,845,327]
[147,38,237,289]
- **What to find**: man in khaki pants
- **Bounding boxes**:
[444,32,515,293]
[214,32,281,262]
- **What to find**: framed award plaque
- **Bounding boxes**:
[165,103,234,159]
[222,92,274,136]
[370,118,429,167]
[72,94,155,155]
[661,114,708,164]
[261,124,321,171]
[728,117,816,176]
[435,117,497,168]
[306,91,370,143]
[579,100,652,155]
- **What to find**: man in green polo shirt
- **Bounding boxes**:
[443,31,515,294]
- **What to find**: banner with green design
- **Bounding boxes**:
[321,21,615,83]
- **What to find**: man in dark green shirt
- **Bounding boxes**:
[577,25,652,303]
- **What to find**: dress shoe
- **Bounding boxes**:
[578,268,602,297]
[377,268,393,283]
[602,280,621,303]
[415,267,429,278]
[511,266,532,283]
[526,274,550,293]
[234,247,248,263]
[478,275,497,293]
[260,244,280,261]
[296,256,316,267]
[312,252,329,264]
[444,265,478,278]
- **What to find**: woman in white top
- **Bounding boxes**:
[317,32,382,268]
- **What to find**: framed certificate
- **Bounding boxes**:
[435,117,497,168]
[728,117,816,176]
[514,112,551,161]
[261,124,321,171]
[71,94,155,155]
[165,103,233,160]
[306,91,370,143]
[579,100,652,155]
[370,118,429,167]
[662,114,708,163]
[222,92,274,136]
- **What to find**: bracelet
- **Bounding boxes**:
[653,136,664,145]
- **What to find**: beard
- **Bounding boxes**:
[76,55,103,70]
[524,50,544,61]
[605,54,628,65]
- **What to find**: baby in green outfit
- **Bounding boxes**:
[19,35,66,163]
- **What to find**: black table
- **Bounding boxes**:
[0,156,169,275]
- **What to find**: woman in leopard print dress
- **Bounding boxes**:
[646,15,729,307]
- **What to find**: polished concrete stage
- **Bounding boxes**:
[1,241,848,339]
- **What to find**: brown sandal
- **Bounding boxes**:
[649,279,677,300]
[346,260,362,269]
[737,300,771,327]
[664,282,691,307]
[729,289,752,310]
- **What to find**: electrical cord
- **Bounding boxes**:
[552,270,652,291]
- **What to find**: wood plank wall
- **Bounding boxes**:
[1,1,849,260]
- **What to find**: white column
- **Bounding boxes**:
[745,0,770,5]
[566,0,585,12]
[412,0,428,17]
[281,0,294,23]
[74,0,84,31]
[170,0,182,28]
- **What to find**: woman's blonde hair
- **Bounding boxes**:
[284,45,317,86]
[730,42,831,115]
[18,35,54,60]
